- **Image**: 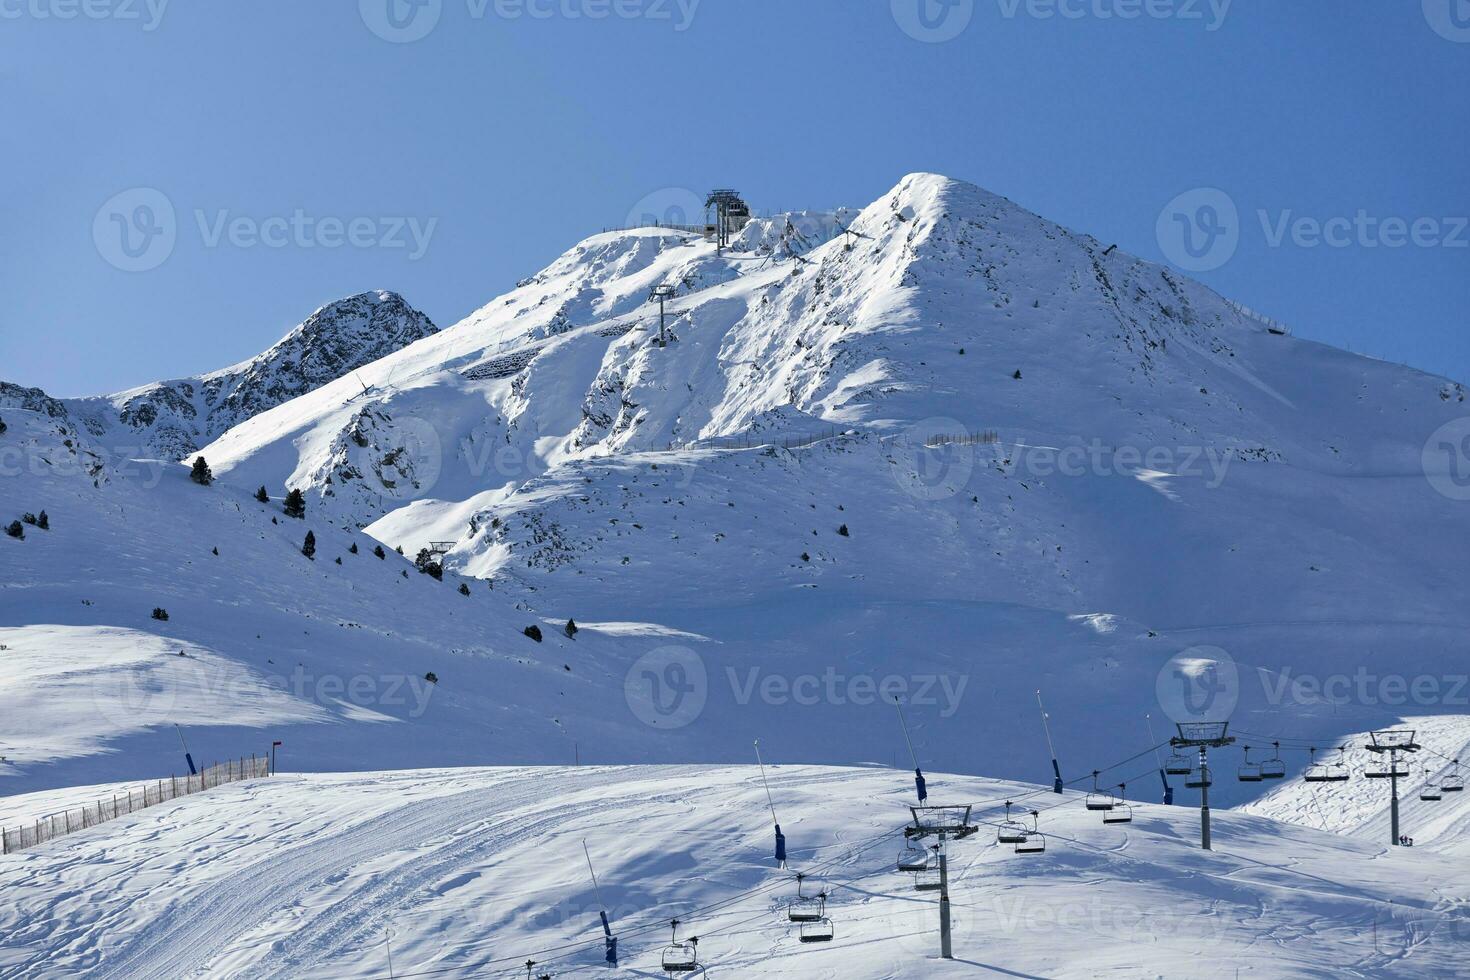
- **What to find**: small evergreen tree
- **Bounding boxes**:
[373,544,387,560]
[5,521,22,539]
[21,513,36,526]
[37,510,48,530]
[151,607,169,621]
[414,548,444,580]
[1012,369,1022,380]
[301,530,316,560]
[837,524,849,536]
[334,556,342,565]
[255,486,270,503]
[212,546,219,556]
[189,456,213,486]
[349,542,358,554]
[564,619,578,638]
[283,488,306,519]
[458,582,471,596]
[523,624,543,642]
[0,415,6,435]
[425,671,439,684]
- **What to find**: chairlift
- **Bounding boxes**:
[997,801,1029,844]
[661,920,699,974]
[914,849,942,891]
[1165,751,1194,776]
[1085,770,1117,811]
[1238,746,1263,783]
[1014,811,1047,855]
[787,874,825,923]
[1260,742,1286,780]
[1365,760,1409,779]
[896,840,930,872]
[1102,783,1134,824]
[1303,746,1347,783]
[798,916,835,944]
[1420,769,1443,802]
[1185,765,1212,789]
[1443,760,1465,792]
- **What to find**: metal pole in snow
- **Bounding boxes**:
[894,698,927,804]
[754,740,787,867]
[1037,691,1063,793]
[1200,746,1212,850]
[1147,714,1174,805]
[583,840,618,964]
[175,725,197,776]
[937,835,952,959]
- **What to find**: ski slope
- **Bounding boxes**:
[1,765,1466,979]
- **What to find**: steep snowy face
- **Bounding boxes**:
[58,290,437,461]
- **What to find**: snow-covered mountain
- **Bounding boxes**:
[54,290,437,462]
[3,173,1468,826]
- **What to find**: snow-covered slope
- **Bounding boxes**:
[3,173,1468,822]
[2,765,1466,979]
[57,290,437,462]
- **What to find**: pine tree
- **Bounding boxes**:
[151,607,169,621]
[564,619,578,638]
[5,521,22,539]
[301,530,316,560]
[189,457,213,486]
[37,510,48,530]
[523,624,543,642]
[212,546,219,556]
[255,486,270,503]
[837,524,849,536]
[283,488,306,519]
[1012,369,1022,380]
[373,544,386,560]
[349,542,359,554]
[458,582,471,596]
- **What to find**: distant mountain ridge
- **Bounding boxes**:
[49,290,437,461]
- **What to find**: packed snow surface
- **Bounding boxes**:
[2,765,1467,979]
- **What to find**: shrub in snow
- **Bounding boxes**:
[458,582,470,596]
[801,552,810,562]
[523,624,543,642]
[189,457,213,486]
[414,548,443,580]
[151,607,169,621]
[0,415,6,435]
[334,556,342,565]
[283,488,306,519]
[255,486,270,503]
[302,530,316,560]
[564,619,578,638]
[425,671,438,684]
[373,544,386,560]
[5,521,22,539]
[837,524,849,536]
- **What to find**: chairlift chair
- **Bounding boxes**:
[1185,766,1212,789]
[1165,751,1193,776]
[1420,769,1443,802]
[1441,760,1464,793]
[1259,742,1287,780]
[1015,811,1047,854]
[661,920,699,974]
[1085,771,1117,811]
[1102,783,1134,824]
[1365,762,1409,779]
[896,841,930,873]
[1238,746,1263,783]
[997,801,1029,844]
[798,917,835,944]
[1303,747,1345,783]
[787,875,825,923]
[913,851,942,892]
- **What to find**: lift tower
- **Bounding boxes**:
[705,189,747,253]
[1170,721,1235,850]
[1365,730,1420,846]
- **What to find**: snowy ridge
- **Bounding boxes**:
[56,290,437,462]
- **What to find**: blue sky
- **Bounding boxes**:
[4,0,1466,396]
